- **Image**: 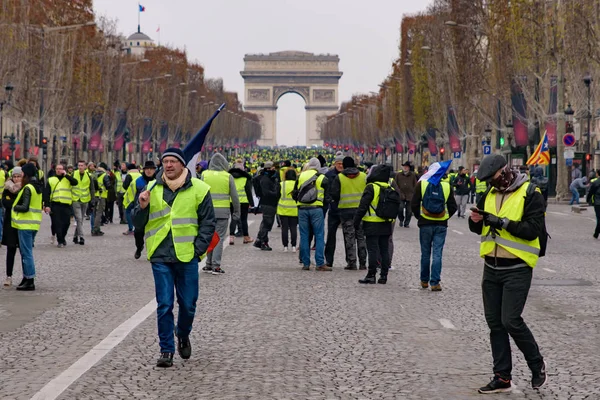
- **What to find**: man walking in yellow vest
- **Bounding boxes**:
[122,163,142,235]
[44,163,78,248]
[201,153,240,274]
[72,161,95,245]
[92,163,111,236]
[133,147,216,368]
[469,154,547,393]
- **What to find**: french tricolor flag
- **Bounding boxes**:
[139,4,146,12]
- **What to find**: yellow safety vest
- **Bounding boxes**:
[96,173,108,199]
[362,182,395,223]
[476,179,488,193]
[297,169,325,207]
[145,178,210,262]
[12,183,43,231]
[123,171,142,208]
[234,177,249,204]
[72,171,92,203]
[338,172,366,209]
[201,170,231,208]
[420,181,451,221]
[48,176,73,205]
[37,169,44,181]
[0,170,5,193]
[115,171,124,194]
[277,180,298,217]
[480,182,540,268]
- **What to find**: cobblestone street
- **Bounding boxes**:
[1,205,599,399]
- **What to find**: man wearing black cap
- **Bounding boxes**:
[469,154,547,393]
[393,161,417,228]
[133,147,216,368]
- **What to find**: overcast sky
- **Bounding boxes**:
[93,0,432,145]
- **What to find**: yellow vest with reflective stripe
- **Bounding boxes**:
[338,172,366,209]
[476,179,488,193]
[95,173,108,199]
[362,182,395,223]
[145,178,210,262]
[420,181,451,221]
[234,177,249,204]
[0,170,5,193]
[201,170,231,208]
[72,171,92,203]
[480,182,540,268]
[297,169,325,207]
[12,183,43,231]
[123,171,142,208]
[277,180,298,217]
[48,176,73,205]
[115,171,124,194]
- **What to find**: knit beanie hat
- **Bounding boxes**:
[162,147,186,165]
[12,166,22,176]
[342,156,355,169]
[22,163,36,178]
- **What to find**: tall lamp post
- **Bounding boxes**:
[583,75,593,173]
[0,83,15,161]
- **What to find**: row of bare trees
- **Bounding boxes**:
[0,0,260,166]
[322,0,600,174]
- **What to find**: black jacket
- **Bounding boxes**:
[411,181,458,228]
[452,173,472,196]
[257,170,279,207]
[14,177,44,213]
[325,167,341,214]
[229,168,255,207]
[353,166,393,236]
[2,180,21,247]
[43,174,78,205]
[587,179,600,206]
[132,170,216,263]
[468,182,546,266]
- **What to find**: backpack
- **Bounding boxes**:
[252,175,263,198]
[422,182,446,216]
[373,183,401,219]
[292,173,320,204]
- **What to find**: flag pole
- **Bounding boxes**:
[137,3,141,33]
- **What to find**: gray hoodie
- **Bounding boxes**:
[203,153,240,220]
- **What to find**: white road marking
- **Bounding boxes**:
[542,268,556,273]
[438,319,456,330]
[452,230,464,235]
[31,221,253,400]
[548,211,569,216]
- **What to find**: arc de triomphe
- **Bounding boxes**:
[240,51,343,147]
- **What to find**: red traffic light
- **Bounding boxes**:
[42,138,48,144]
[586,154,591,161]
[440,148,445,154]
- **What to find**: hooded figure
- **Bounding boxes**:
[203,153,240,221]
[228,161,255,244]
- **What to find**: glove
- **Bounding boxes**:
[483,213,508,230]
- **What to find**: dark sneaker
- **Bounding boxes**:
[253,240,262,249]
[377,278,387,284]
[431,284,442,292]
[134,249,142,259]
[358,275,376,284]
[316,265,332,271]
[73,236,79,244]
[359,265,367,270]
[594,233,599,239]
[57,243,65,248]
[478,375,511,394]
[531,361,547,389]
[79,237,85,245]
[344,265,357,270]
[16,278,35,291]
[212,267,225,275]
[202,265,213,274]
[260,243,272,251]
[421,281,429,289]
[302,265,310,271]
[177,336,192,360]
[156,352,174,368]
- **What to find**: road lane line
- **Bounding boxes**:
[452,230,464,235]
[438,319,456,330]
[542,268,556,273]
[548,211,569,216]
[31,221,253,400]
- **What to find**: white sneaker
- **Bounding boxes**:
[50,235,55,245]
[283,246,288,252]
[3,276,12,287]
[292,246,297,253]
[389,266,395,271]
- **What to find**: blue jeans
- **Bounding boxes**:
[126,205,134,232]
[569,188,580,205]
[18,230,36,278]
[419,225,447,286]
[299,208,325,267]
[152,259,199,353]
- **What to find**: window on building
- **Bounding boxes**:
[137,42,140,46]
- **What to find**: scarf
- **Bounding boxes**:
[163,168,188,192]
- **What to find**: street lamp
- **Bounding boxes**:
[0,83,15,161]
[583,75,593,171]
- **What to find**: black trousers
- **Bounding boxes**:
[482,266,543,379]
[324,212,341,266]
[105,200,114,223]
[134,228,145,252]
[257,205,276,244]
[117,194,125,221]
[366,234,391,279]
[51,203,72,244]
[6,246,17,277]
[230,203,250,236]
[594,205,600,237]
[280,215,298,247]
[398,200,412,227]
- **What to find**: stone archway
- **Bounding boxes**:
[240,51,343,147]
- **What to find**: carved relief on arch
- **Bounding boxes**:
[313,89,335,102]
[272,86,310,104]
[247,89,270,102]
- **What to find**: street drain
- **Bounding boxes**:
[532,279,593,286]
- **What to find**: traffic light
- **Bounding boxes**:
[41,137,48,150]
[124,128,130,143]
[499,137,505,147]
[586,154,591,161]
[439,147,445,160]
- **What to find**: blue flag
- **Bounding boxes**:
[183,103,226,174]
